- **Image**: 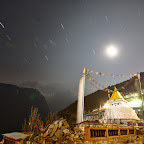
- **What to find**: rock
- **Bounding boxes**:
[63,129,70,134]
[54,120,59,125]
[41,133,44,137]
[61,125,70,130]
[40,128,46,133]
[70,134,74,138]
[69,137,74,142]
[43,133,48,138]
[55,129,63,139]
[58,119,63,128]
[49,124,58,137]
[52,135,57,141]
[45,128,52,136]
[63,120,70,128]
[48,124,54,129]
[74,133,79,139]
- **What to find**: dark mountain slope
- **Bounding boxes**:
[0,83,49,140]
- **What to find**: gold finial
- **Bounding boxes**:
[114,86,117,91]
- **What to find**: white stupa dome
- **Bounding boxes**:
[103,87,140,121]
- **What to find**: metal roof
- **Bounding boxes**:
[2,132,29,140]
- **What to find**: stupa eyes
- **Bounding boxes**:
[111,103,121,106]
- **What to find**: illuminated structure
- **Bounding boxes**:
[103,87,140,123]
[77,68,142,123]
[123,92,143,118]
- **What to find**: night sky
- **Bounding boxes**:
[1,0,144,111]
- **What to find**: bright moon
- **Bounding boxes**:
[105,45,118,58]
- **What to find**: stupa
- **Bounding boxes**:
[103,87,140,123]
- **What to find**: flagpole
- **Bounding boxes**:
[137,73,143,119]
[77,68,86,123]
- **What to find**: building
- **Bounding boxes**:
[2,132,29,144]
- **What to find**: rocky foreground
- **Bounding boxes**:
[21,118,144,144]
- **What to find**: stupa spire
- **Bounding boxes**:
[110,87,123,100]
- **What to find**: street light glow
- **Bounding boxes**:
[128,99,142,107]
[104,103,109,109]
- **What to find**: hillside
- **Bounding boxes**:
[59,72,144,123]
[0,83,49,140]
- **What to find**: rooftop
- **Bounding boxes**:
[2,132,29,140]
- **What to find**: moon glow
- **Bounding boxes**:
[105,45,118,58]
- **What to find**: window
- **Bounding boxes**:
[120,130,127,135]
[108,130,118,136]
[90,129,106,137]
[129,129,134,134]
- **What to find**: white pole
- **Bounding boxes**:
[137,73,143,119]
[77,68,85,123]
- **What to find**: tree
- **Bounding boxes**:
[22,106,43,133]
